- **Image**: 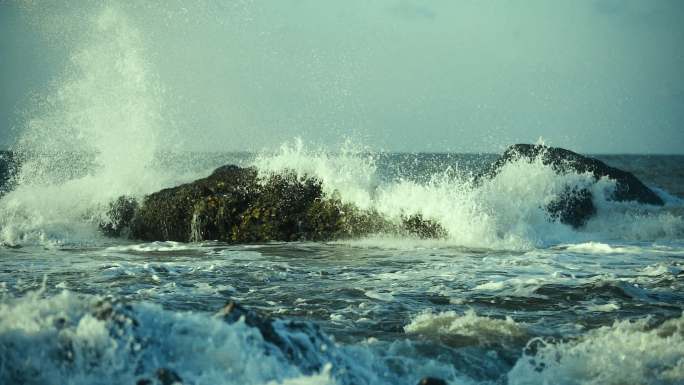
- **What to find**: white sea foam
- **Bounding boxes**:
[106,241,197,252]
[563,242,634,254]
[583,204,684,242]
[639,262,683,277]
[253,138,380,210]
[508,313,684,384]
[364,291,396,302]
[0,289,342,384]
[0,5,177,247]
[405,308,527,338]
[250,140,684,251]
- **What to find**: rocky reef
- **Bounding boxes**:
[103,144,664,241]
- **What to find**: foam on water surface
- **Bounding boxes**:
[405,309,527,339]
[1,234,683,384]
[1,2,683,384]
[508,313,684,384]
[0,288,343,384]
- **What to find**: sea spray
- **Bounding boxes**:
[1,5,168,246]
[254,138,381,210]
[252,141,619,250]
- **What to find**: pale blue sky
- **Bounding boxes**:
[1,0,683,154]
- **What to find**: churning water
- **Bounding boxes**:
[1,2,683,384]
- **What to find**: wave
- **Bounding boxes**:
[0,286,463,385]
[1,141,683,249]
[508,313,684,384]
[2,4,681,249]
[250,141,684,249]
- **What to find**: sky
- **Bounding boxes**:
[1,0,683,154]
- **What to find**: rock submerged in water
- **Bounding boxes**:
[479,144,664,227]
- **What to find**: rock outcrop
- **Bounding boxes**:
[106,165,441,243]
[126,165,350,243]
[102,144,664,240]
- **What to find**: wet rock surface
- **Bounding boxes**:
[126,165,351,243]
[110,164,442,243]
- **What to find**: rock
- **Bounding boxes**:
[417,378,448,385]
[545,186,595,228]
[130,165,259,242]
[106,164,446,243]
[403,214,447,239]
[126,165,351,243]
[100,196,139,237]
[214,300,344,376]
[478,144,664,227]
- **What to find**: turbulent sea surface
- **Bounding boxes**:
[2,2,684,384]
[1,150,683,384]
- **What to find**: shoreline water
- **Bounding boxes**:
[1,150,683,384]
[2,1,683,382]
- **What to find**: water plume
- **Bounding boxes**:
[1,4,166,246]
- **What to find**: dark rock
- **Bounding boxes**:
[100,196,139,237]
[126,166,351,243]
[130,165,259,242]
[108,164,445,243]
[214,300,342,376]
[403,214,447,239]
[418,378,448,385]
[478,144,664,227]
[546,186,596,228]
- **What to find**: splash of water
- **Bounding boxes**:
[1,5,166,246]
[2,4,682,249]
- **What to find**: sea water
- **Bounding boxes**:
[1,149,683,384]
[1,3,684,384]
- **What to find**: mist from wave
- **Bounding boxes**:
[2,2,682,250]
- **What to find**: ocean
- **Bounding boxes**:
[1,2,684,384]
[1,148,683,385]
